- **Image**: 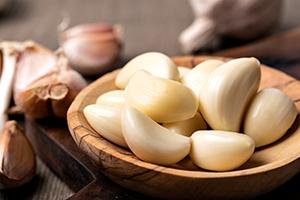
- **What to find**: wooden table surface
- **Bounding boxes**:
[1,0,300,199]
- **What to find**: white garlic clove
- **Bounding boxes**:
[190,130,255,171]
[180,59,225,97]
[96,90,126,109]
[115,52,179,89]
[125,70,198,123]
[84,104,128,148]
[162,112,207,137]
[60,23,123,76]
[177,66,191,81]
[198,57,261,132]
[244,88,297,147]
[121,105,191,166]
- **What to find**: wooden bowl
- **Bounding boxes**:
[67,56,300,200]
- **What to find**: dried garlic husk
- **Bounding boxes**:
[0,121,36,189]
[12,41,87,119]
[179,0,282,53]
[58,18,123,76]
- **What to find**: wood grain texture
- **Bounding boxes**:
[67,56,300,200]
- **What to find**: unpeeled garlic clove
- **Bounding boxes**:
[0,121,36,189]
[14,47,87,119]
[244,88,297,147]
[190,130,255,171]
[162,112,207,137]
[198,57,261,132]
[180,59,225,97]
[125,70,198,123]
[121,105,191,166]
[115,52,179,89]
[84,104,128,148]
[59,22,123,76]
[96,90,126,109]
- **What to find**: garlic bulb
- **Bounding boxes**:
[12,41,87,119]
[59,21,123,76]
[179,0,282,54]
[190,130,255,171]
[125,70,198,123]
[0,121,36,189]
[122,105,191,166]
[198,57,260,132]
[244,88,297,147]
[115,52,179,89]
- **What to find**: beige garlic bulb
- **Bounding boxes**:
[179,0,282,54]
[59,22,123,76]
[244,88,297,147]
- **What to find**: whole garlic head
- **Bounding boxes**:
[59,23,123,76]
[179,0,282,54]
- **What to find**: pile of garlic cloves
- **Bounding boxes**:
[0,39,87,189]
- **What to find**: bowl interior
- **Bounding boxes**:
[67,56,300,181]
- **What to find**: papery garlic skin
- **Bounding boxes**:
[180,59,224,97]
[96,90,126,109]
[13,44,87,119]
[60,23,123,76]
[122,105,191,166]
[0,121,36,189]
[125,70,198,123]
[115,52,179,89]
[198,57,260,132]
[244,88,297,147]
[190,130,255,171]
[162,112,207,137]
[84,104,128,148]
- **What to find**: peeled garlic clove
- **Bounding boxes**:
[84,104,128,148]
[180,59,225,97]
[162,112,207,137]
[198,57,261,132]
[122,105,191,166]
[125,70,198,123]
[190,130,255,171]
[244,88,297,147]
[96,90,126,109]
[115,52,179,89]
[0,121,36,189]
[178,66,191,80]
[60,23,123,76]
